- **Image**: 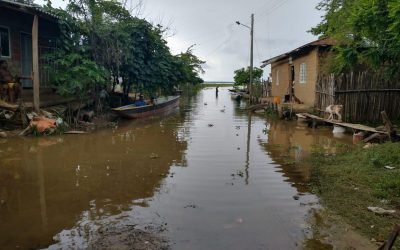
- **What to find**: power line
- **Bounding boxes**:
[254,38,263,64]
[204,36,232,57]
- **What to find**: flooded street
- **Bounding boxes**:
[1,87,361,249]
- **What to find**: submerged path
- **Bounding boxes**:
[0,87,371,249]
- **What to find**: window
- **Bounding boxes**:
[299,63,307,83]
[0,27,11,57]
[275,69,279,86]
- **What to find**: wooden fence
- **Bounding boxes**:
[315,71,400,122]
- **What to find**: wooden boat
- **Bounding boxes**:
[112,96,180,119]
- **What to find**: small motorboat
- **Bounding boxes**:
[112,96,180,119]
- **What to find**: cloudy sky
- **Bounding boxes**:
[38,0,323,81]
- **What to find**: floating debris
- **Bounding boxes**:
[0,131,7,138]
[184,204,197,209]
[149,153,160,159]
[236,170,244,177]
[208,124,214,127]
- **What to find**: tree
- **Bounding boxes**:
[311,0,400,76]
[44,0,205,104]
[233,67,263,87]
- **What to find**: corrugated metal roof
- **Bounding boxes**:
[260,37,335,68]
[0,0,59,19]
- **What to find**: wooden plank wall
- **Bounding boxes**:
[315,71,400,122]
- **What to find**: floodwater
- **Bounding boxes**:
[0,87,369,249]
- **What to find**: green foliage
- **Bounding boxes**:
[310,142,400,244]
[374,172,400,199]
[366,142,400,167]
[43,0,205,101]
[312,0,400,76]
[48,52,107,98]
[233,67,263,87]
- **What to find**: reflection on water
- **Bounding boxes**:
[263,119,353,192]
[0,87,356,249]
[0,115,187,249]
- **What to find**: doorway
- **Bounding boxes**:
[20,33,33,88]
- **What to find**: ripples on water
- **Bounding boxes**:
[0,87,354,249]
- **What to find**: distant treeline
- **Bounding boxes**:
[203,82,234,85]
[202,82,234,88]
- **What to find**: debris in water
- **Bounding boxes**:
[208,124,214,127]
[0,131,7,138]
[149,153,160,159]
[293,195,300,200]
[184,204,197,209]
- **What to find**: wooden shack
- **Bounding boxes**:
[0,0,59,111]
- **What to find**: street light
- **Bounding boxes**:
[236,14,254,103]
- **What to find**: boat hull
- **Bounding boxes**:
[113,96,180,119]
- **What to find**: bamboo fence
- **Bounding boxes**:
[315,71,400,122]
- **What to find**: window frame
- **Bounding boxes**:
[275,69,279,86]
[0,25,11,58]
[299,62,307,84]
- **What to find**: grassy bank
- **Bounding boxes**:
[310,142,400,245]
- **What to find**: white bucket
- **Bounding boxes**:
[332,125,346,133]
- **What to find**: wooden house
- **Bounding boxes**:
[261,37,334,107]
[0,0,59,111]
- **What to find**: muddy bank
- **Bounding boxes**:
[88,225,169,250]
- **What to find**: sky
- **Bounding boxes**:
[36,0,323,82]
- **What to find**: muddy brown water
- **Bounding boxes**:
[0,87,369,249]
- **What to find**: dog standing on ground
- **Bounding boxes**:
[325,104,343,121]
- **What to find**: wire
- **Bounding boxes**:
[255,0,291,19]
[204,36,232,57]
[255,38,263,64]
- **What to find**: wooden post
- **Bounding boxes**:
[381,111,394,141]
[378,224,400,250]
[32,15,40,113]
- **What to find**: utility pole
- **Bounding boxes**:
[236,14,255,103]
[249,13,254,103]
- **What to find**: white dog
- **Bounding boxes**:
[325,104,343,121]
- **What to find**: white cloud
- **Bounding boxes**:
[35,0,323,81]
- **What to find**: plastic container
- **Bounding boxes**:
[273,96,281,104]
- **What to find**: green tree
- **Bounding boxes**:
[44,0,205,104]
[233,67,263,87]
[311,0,400,76]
